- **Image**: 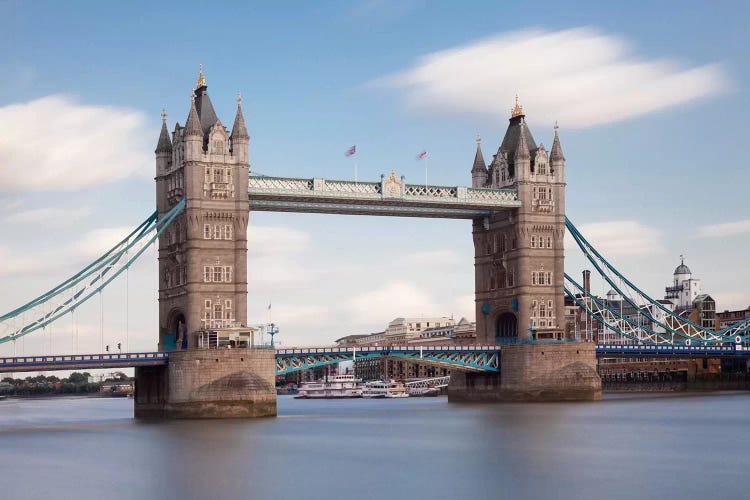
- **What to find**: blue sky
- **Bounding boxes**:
[1,0,749,355]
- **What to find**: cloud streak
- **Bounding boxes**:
[374,27,731,128]
[0,95,151,192]
[697,220,750,239]
[566,220,665,257]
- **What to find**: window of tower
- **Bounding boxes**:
[205,300,212,309]
[546,236,552,248]
[204,224,211,239]
[225,299,232,310]
[531,235,537,248]
[532,272,537,285]
[500,235,506,253]
[225,224,233,240]
[539,163,546,175]
[204,266,212,282]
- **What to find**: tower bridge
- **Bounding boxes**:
[3,68,750,418]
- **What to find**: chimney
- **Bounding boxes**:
[583,270,591,294]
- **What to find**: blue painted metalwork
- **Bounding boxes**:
[596,344,750,358]
[275,346,502,375]
[566,217,750,342]
[0,352,168,373]
[0,199,186,344]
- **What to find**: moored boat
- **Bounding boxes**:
[295,374,363,399]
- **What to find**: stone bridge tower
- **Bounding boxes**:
[471,98,566,344]
[449,98,600,402]
[154,67,250,350]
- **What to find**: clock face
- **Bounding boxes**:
[482,302,491,315]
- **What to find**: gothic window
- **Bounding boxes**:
[213,225,220,239]
[533,187,538,199]
[531,235,537,248]
[539,302,547,319]
[213,267,222,282]
[500,235,506,253]
[548,188,553,200]
[213,303,223,320]
[205,300,211,309]
[546,237,552,249]
[501,169,506,182]
[223,266,232,282]
[204,224,211,239]
[532,272,537,285]
[213,141,224,154]
[548,300,553,316]
[225,299,232,309]
[546,272,552,286]
[204,266,212,282]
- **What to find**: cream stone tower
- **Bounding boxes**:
[154,66,250,350]
[471,98,567,344]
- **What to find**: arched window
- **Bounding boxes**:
[531,272,537,285]
[531,235,537,248]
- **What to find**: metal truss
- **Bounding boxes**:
[248,174,520,219]
[0,199,186,345]
[566,217,750,344]
[275,346,502,375]
[404,376,451,389]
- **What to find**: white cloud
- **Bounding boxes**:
[402,249,460,267]
[697,220,750,239]
[565,220,665,257]
[712,292,750,312]
[72,226,135,260]
[374,27,731,128]
[346,280,440,324]
[0,95,151,192]
[247,225,310,257]
[3,206,91,226]
[0,246,45,277]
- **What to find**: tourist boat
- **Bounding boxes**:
[362,380,409,398]
[295,374,363,399]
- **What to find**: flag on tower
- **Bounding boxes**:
[416,150,427,160]
[345,145,356,157]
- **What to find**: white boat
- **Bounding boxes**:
[295,374,363,399]
[362,380,409,399]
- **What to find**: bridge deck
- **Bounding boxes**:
[1,344,747,373]
[247,175,520,218]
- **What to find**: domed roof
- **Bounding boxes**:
[674,256,691,276]
[674,264,691,275]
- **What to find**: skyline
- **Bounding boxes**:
[2,0,749,353]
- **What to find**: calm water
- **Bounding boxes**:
[1,394,749,500]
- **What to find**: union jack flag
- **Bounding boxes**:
[416,150,427,160]
[345,145,356,157]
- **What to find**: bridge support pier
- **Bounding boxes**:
[447,343,601,402]
[134,349,277,419]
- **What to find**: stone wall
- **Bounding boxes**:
[135,348,276,419]
[448,342,601,402]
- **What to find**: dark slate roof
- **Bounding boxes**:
[550,127,565,162]
[674,264,691,275]
[471,141,486,172]
[155,119,172,153]
[499,115,537,157]
[194,86,219,136]
[185,100,203,136]
[230,103,249,140]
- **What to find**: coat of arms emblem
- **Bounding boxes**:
[383,170,403,198]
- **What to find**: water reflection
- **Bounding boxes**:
[0,394,748,499]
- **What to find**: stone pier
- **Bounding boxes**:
[134,349,277,418]
[447,343,601,402]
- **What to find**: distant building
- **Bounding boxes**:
[665,257,702,312]
[716,307,750,330]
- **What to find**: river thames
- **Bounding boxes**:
[1,393,748,499]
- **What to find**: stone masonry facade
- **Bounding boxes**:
[154,69,250,350]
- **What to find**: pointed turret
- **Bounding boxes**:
[550,122,565,162]
[471,134,488,188]
[514,120,530,161]
[185,96,202,137]
[230,93,249,141]
[155,108,172,154]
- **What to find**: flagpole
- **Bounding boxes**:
[425,156,428,187]
[355,161,358,182]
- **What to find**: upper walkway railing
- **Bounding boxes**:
[247,175,520,218]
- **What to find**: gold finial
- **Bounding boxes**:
[237,91,243,105]
[195,64,206,89]
[511,94,524,118]
[161,108,167,123]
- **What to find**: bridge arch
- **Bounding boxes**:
[495,312,518,343]
[164,309,186,350]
